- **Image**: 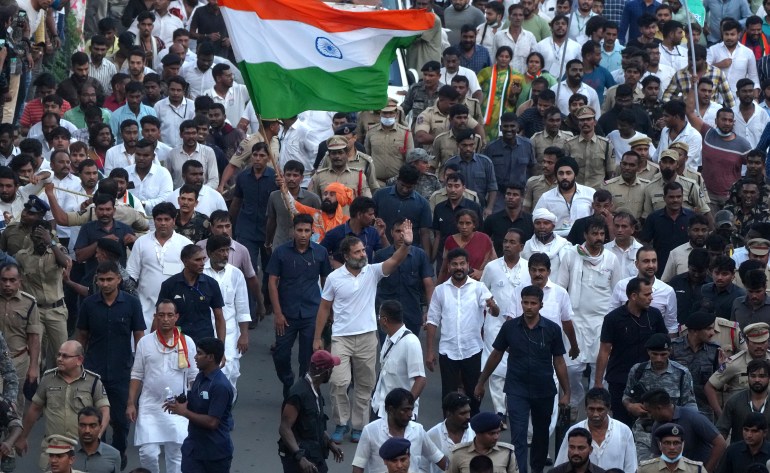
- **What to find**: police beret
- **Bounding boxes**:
[470,412,502,433]
[686,311,716,331]
[378,437,411,460]
[334,124,357,136]
[24,195,50,214]
[645,333,671,351]
[97,238,124,259]
[654,422,684,440]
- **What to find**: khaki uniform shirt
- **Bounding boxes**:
[682,168,710,203]
[523,174,557,211]
[637,161,661,181]
[708,350,770,396]
[355,109,408,143]
[601,84,645,114]
[0,290,41,357]
[308,166,372,200]
[0,223,32,256]
[317,150,380,193]
[465,96,483,122]
[414,105,479,138]
[602,176,649,219]
[15,246,66,305]
[364,124,414,183]
[432,130,483,171]
[641,175,710,218]
[564,134,615,189]
[638,457,704,473]
[530,130,573,175]
[32,367,110,439]
[65,206,149,233]
[681,317,743,357]
[429,188,479,211]
[448,441,518,473]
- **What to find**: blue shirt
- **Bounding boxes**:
[640,207,694,277]
[373,245,433,325]
[493,316,566,398]
[322,222,383,263]
[109,103,158,143]
[704,0,751,43]
[233,166,278,242]
[600,42,624,73]
[157,272,225,342]
[74,219,135,274]
[372,186,432,247]
[77,290,146,382]
[265,240,332,319]
[182,368,234,460]
[458,44,492,74]
[483,136,536,192]
[582,66,617,104]
[619,0,661,44]
[442,154,498,209]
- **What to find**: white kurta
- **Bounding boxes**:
[480,257,531,378]
[131,332,199,445]
[203,262,250,390]
[556,246,622,364]
[126,232,194,329]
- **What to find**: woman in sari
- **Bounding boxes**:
[477,46,524,142]
[438,209,496,282]
[517,51,558,110]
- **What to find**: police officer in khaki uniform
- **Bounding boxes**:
[670,142,710,200]
[627,136,660,181]
[43,434,85,473]
[217,125,281,198]
[705,322,770,417]
[15,340,110,470]
[414,86,483,148]
[316,124,379,194]
[431,105,483,171]
[355,98,408,143]
[14,221,70,371]
[529,107,573,175]
[447,412,517,473]
[0,196,49,257]
[602,149,650,219]
[641,149,711,219]
[564,106,614,189]
[0,262,41,410]
[365,104,414,186]
[309,136,372,201]
[523,149,559,213]
[638,423,705,473]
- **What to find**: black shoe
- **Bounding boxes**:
[545,457,554,466]
[121,453,127,471]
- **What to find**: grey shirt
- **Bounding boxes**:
[74,441,121,473]
[730,295,770,331]
[442,153,498,210]
[267,189,322,247]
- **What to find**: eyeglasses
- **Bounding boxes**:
[56,353,79,359]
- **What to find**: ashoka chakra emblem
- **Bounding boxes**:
[315,37,343,59]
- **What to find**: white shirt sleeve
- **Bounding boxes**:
[351,424,374,469]
[232,269,251,323]
[426,286,443,327]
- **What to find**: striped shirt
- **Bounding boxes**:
[89,60,117,95]
[662,64,736,109]
[20,98,72,128]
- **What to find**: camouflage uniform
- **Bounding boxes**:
[669,337,721,421]
[0,333,18,404]
[175,211,210,243]
[722,201,770,237]
[623,360,696,462]
[727,177,770,207]
[401,81,439,129]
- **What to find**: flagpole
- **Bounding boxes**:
[681,0,700,116]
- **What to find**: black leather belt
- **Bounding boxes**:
[39,299,65,309]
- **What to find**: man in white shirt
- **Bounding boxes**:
[568,0,597,44]
[180,42,216,99]
[609,246,679,334]
[47,151,83,246]
[554,387,637,472]
[557,216,623,407]
[104,119,139,176]
[605,211,644,279]
[127,0,184,47]
[141,116,173,164]
[279,116,316,188]
[313,220,416,444]
[127,299,198,473]
[426,393,475,473]
[707,18,760,95]
[534,156,596,235]
[126,202,194,328]
[535,14,582,79]
[165,120,219,188]
[203,63,251,128]
[154,76,195,148]
[440,48,483,101]
[550,59,602,119]
[426,247,499,417]
[733,78,770,147]
[371,300,426,419]
[656,100,703,171]
[203,235,250,400]
[480,228,531,418]
[125,139,175,216]
[658,20,688,72]
[166,159,227,217]
[522,208,571,277]
[477,1,504,49]
[493,4,537,73]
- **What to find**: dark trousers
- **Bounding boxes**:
[439,352,481,415]
[241,239,271,309]
[608,381,634,427]
[102,378,129,454]
[273,316,315,391]
[181,455,232,473]
[507,394,553,473]
[280,455,328,473]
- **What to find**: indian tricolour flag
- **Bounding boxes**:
[220,0,435,118]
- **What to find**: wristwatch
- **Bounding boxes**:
[293,449,305,462]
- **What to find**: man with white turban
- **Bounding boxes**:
[522,208,570,277]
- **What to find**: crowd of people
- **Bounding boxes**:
[0,0,769,472]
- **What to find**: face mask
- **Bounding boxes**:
[660,453,683,463]
[713,127,733,137]
[381,117,396,127]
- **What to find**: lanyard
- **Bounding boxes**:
[169,101,188,120]
[750,395,769,413]
[382,329,411,363]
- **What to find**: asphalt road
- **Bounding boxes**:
[17,320,551,472]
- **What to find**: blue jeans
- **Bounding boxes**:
[273,316,315,392]
[507,394,554,473]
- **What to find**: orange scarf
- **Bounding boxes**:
[483,64,511,126]
[741,32,770,60]
[157,327,191,369]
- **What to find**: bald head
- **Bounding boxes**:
[60,340,84,357]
